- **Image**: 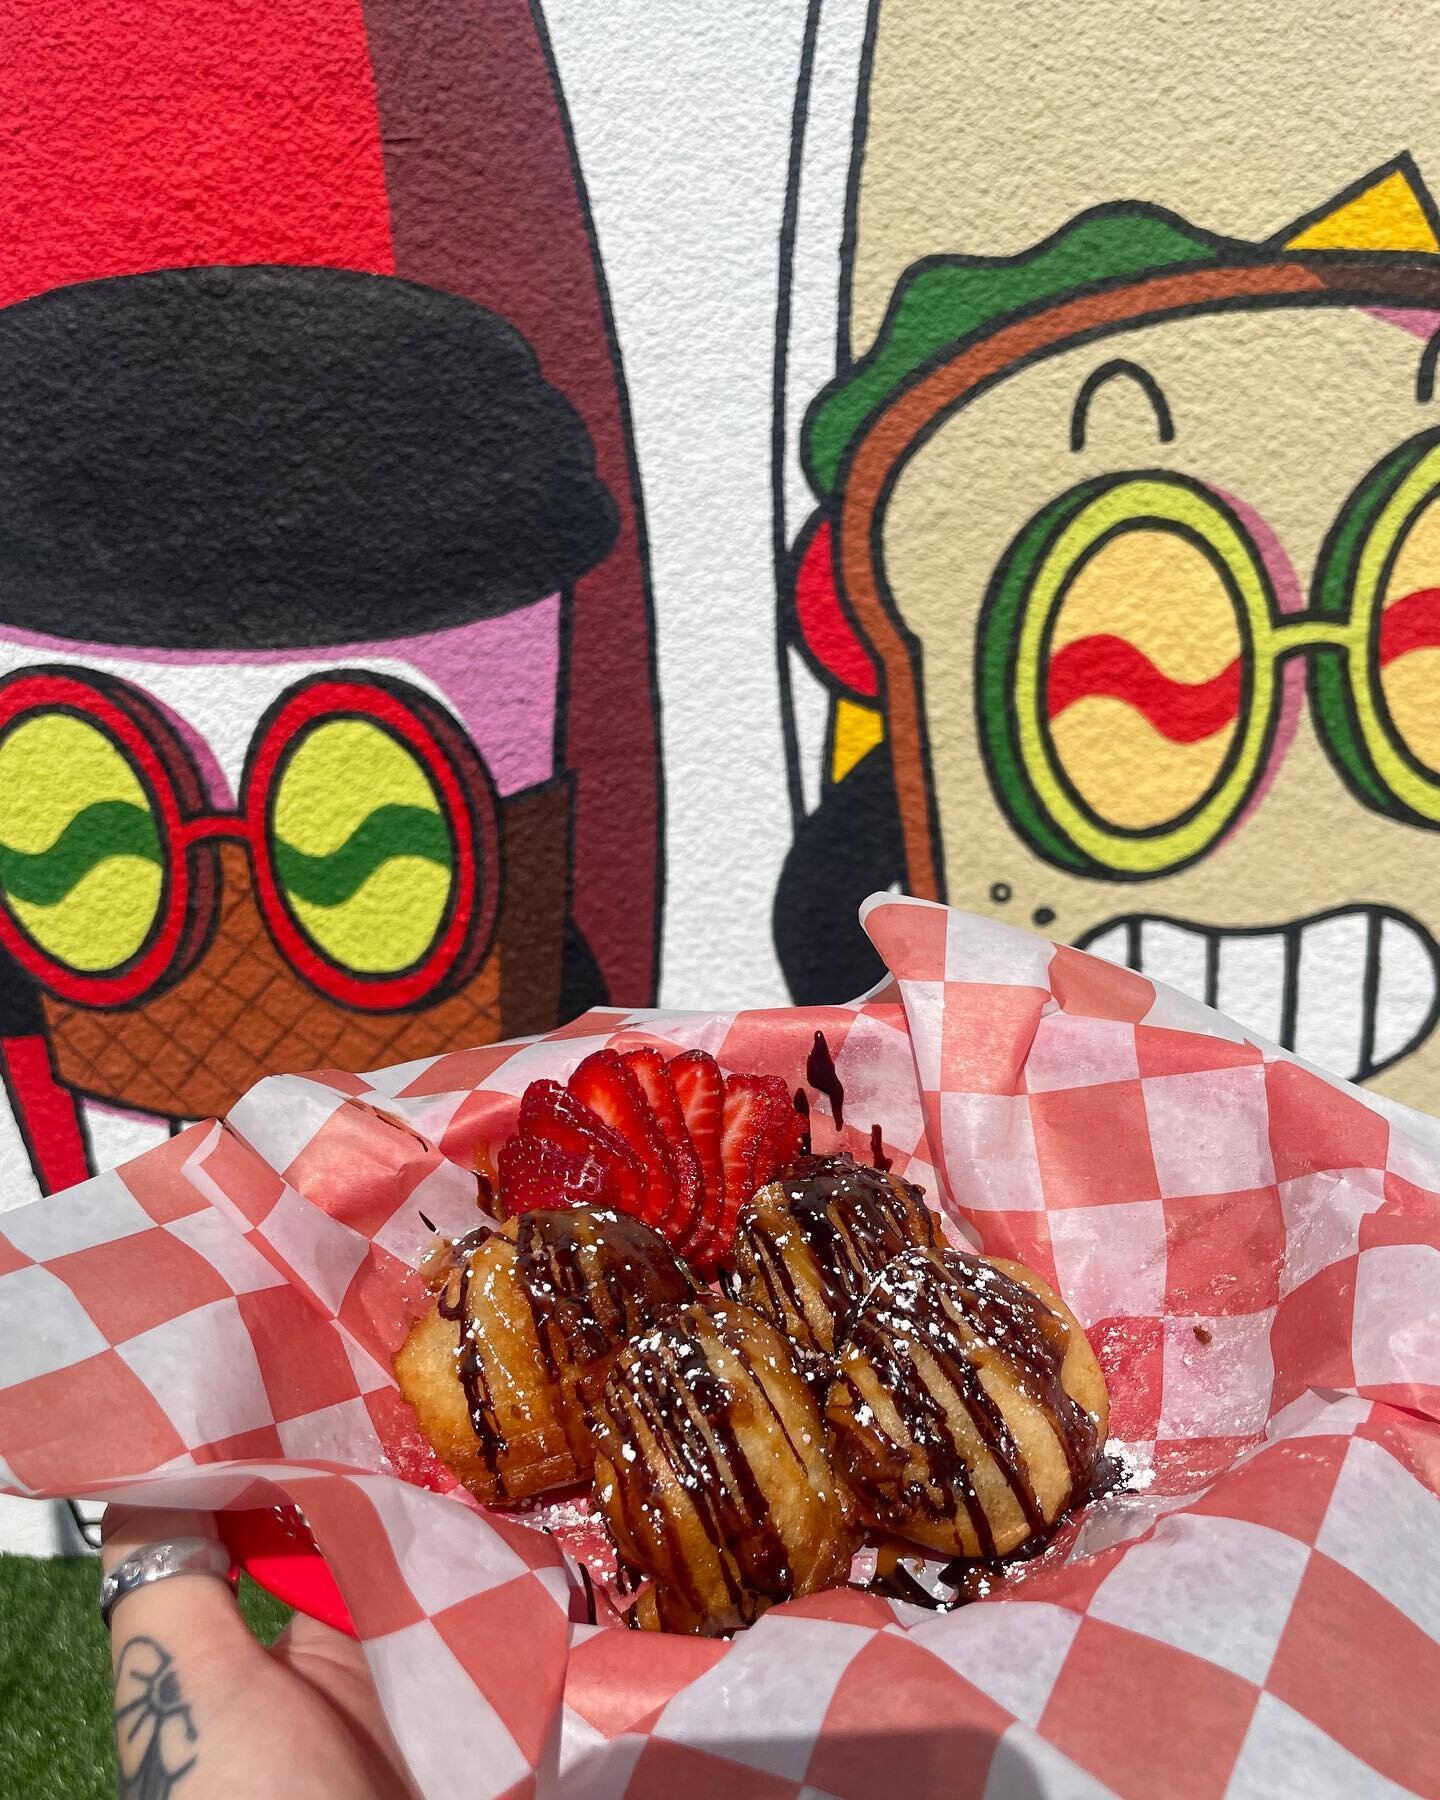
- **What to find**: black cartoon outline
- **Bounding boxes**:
[526,0,668,1008]
[1076,900,1440,1082]
[1069,358,1175,452]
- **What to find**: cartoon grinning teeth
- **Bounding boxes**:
[1079,907,1439,1083]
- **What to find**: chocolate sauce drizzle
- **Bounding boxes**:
[806,1031,846,1128]
[736,1153,936,1353]
[866,1543,1004,1610]
[440,1210,691,1495]
[868,1123,892,1172]
[863,1450,1131,1612]
[831,1250,1099,1560]
[580,1562,598,1624]
[596,1301,824,1633]
[792,1087,812,1153]
[436,1230,508,1494]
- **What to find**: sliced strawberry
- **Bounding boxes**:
[669,1049,723,1209]
[512,1080,644,1213]
[722,1072,788,1198]
[622,1048,704,1247]
[689,1074,802,1271]
[684,1073,776,1270]
[497,1059,813,1272]
[567,1050,678,1232]
[518,1078,609,1147]
[496,1134,633,1216]
[761,1091,807,1175]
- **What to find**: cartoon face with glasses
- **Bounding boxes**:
[0,263,643,1194]
[781,162,1440,1106]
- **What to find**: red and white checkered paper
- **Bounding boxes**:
[2,897,1439,1798]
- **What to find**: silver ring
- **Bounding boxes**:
[99,1538,236,1631]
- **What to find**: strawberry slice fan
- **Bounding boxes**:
[495,1047,805,1275]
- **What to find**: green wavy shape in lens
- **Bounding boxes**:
[274,804,453,906]
[0,800,162,905]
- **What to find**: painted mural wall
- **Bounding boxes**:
[5,0,1440,1535]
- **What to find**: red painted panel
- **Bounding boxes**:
[0,0,394,305]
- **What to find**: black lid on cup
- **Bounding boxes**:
[0,264,617,648]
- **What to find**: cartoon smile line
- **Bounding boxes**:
[1079,904,1440,1082]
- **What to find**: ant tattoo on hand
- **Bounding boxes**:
[113,1636,198,1799]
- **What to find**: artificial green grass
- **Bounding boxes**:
[0,1554,291,1800]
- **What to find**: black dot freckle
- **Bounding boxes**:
[989,882,1012,904]
[1033,907,1056,927]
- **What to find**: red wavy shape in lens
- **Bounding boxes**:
[1379,588,1440,665]
[1046,636,1241,743]
[1046,589,1440,741]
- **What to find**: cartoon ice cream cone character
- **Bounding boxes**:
[780,141,1440,1105]
[0,0,659,1198]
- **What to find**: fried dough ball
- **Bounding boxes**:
[394,1207,693,1504]
[591,1297,855,1635]
[825,1249,1108,1560]
[732,1153,939,1356]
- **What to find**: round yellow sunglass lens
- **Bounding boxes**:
[270,718,455,975]
[1316,434,1440,825]
[1010,477,1274,875]
[1377,487,1440,777]
[1047,526,1243,830]
[0,713,164,972]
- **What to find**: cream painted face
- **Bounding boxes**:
[881,299,1440,1104]
[851,0,1440,349]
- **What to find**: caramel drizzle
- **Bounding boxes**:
[837,1251,1098,1556]
[443,1211,691,1490]
[436,1227,509,1495]
[745,1155,935,1346]
[603,1306,814,1631]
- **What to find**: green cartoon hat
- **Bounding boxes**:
[803,206,1236,499]
[802,158,1440,500]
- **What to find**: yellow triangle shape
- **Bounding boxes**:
[830,697,884,784]
[1284,166,1440,254]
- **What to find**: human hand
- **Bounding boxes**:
[103,1506,418,1799]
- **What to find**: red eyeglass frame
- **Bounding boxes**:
[0,666,503,1013]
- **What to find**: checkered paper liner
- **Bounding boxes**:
[2,897,1439,1799]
